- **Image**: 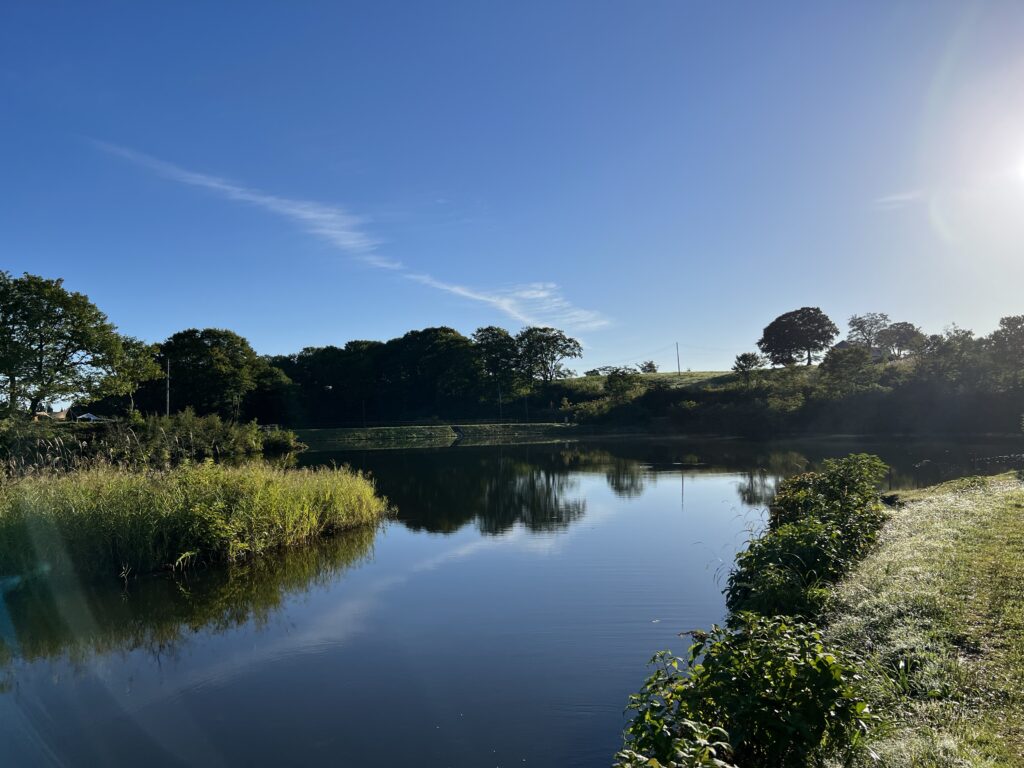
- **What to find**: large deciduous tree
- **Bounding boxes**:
[100,337,164,413]
[757,307,839,366]
[156,328,269,418]
[846,312,890,349]
[876,321,925,359]
[0,272,123,414]
[473,325,520,394]
[515,327,582,383]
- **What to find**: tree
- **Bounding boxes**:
[473,326,520,395]
[515,327,582,384]
[913,325,981,389]
[757,307,839,366]
[151,328,268,418]
[986,315,1024,389]
[732,352,765,385]
[0,272,123,414]
[100,337,164,413]
[818,345,876,394]
[604,366,642,401]
[876,321,925,359]
[637,360,658,374]
[847,312,890,348]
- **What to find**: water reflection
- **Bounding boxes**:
[307,436,1024,538]
[0,525,376,679]
[359,449,588,534]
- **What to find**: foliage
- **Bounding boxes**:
[638,360,659,374]
[817,345,879,397]
[515,326,582,383]
[473,325,520,395]
[875,320,924,359]
[847,312,890,348]
[0,411,302,472]
[731,352,763,385]
[0,272,124,414]
[137,328,282,420]
[604,366,644,401]
[98,336,164,412]
[0,460,388,578]
[757,307,839,366]
[619,615,873,768]
[727,454,888,616]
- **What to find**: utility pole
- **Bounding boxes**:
[676,342,681,377]
[165,358,171,417]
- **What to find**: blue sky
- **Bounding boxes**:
[4,2,1024,371]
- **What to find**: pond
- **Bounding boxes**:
[1,437,1021,766]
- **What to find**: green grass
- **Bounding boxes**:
[827,472,1024,766]
[0,462,389,579]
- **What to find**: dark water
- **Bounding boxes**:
[1,437,1021,767]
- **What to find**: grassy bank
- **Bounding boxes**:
[0,462,388,580]
[826,473,1024,766]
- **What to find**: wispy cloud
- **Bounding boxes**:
[94,141,609,330]
[874,188,928,210]
[405,274,609,331]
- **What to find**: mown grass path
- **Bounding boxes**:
[828,474,1024,766]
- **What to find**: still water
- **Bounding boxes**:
[1,438,1020,767]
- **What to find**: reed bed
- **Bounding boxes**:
[0,461,388,579]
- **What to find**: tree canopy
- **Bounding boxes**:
[0,272,125,414]
[515,327,582,383]
[757,307,839,366]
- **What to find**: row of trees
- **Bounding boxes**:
[0,273,587,425]
[734,307,932,377]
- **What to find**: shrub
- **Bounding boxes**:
[725,518,840,617]
[619,615,873,768]
[727,454,888,618]
[259,428,305,455]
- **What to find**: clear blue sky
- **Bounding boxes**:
[4,1,1024,371]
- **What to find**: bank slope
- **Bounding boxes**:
[827,473,1024,766]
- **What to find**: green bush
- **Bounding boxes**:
[0,461,388,579]
[620,454,890,765]
[259,427,305,455]
[619,615,873,768]
[726,454,889,617]
[770,454,887,548]
[725,518,840,617]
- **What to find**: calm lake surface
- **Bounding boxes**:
[1,437,1021,767]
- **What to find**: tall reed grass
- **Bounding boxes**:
[0,461,388,579]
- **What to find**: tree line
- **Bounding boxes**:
[5,273,1023,434]
[0,272,586,425]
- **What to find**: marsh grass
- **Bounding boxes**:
[0,462,388,580]
[827,473,1024,766]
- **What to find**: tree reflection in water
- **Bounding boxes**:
[0,525,376,679]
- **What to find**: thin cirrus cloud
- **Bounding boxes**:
[93,141,610,331]
[873,188,928,210]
